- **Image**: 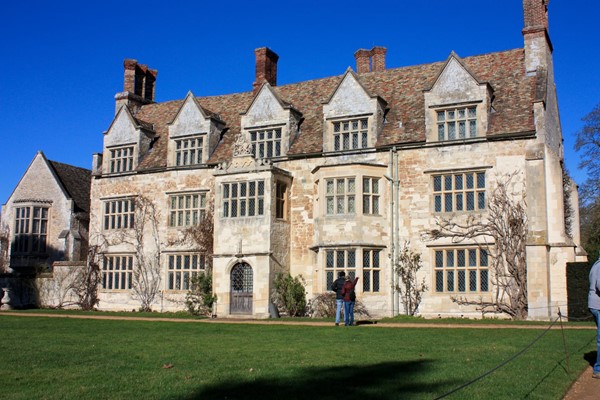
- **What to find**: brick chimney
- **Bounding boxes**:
[253,47,279,91]
[116,59,157,114]
[371,46,387,72]
[522,0,552,75]
[354,49,371,74]
[354,47,387,73]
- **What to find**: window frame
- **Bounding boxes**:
[325,248,357,290]
[174,135,204,166]
[222,180,265,218]
[103,198,135,230]
[362,249,381,293]
[325,177,356,215]
[436,106,478,141]
[433,171,486,213]
[13,205,49,255]
[108,145,135,173]
[332,117,369,151]
[362,177,380,215]
[168,192,207,228]
[275,181,287,220]
[433,247,489,294]
[250,127,282,159]
[102,255,134,290]
[166,253,206,291]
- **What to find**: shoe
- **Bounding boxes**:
[335,323,339,326]
[593,372,600,379]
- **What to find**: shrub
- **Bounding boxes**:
[185,273,217,316]
[271,273,307,317]
[307,292,371,319]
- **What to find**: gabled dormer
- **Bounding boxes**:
[240,83,302,160]
[424,52,493,143]
[322,68,387,152]
[102,106,155,175]
[167,92,225,168]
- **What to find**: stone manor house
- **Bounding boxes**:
[1,0,587,319]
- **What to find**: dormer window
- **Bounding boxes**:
[109,145,134,173]
[424,53,492,143]
[250,128,281,159]
[333,118,369,151]
[175,136,203,166]
[436,106,477,141]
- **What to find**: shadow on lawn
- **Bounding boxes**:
[584,351,597,366]
[180,359,451,400]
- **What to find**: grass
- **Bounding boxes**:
[0,314,596,400]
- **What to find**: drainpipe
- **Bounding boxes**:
[387,149,395,317]
[393,147,400,316]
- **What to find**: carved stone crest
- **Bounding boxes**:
[233,133,253,157]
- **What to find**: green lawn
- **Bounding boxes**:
[0,315,595,400]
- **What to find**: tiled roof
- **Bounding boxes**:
[133,48,536,170]
[48,161,92,214]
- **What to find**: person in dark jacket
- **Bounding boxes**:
[331,271,346,326]
[342,275,359,326]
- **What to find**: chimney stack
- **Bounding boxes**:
[354,49,371,74]
[371,46,387,72]
[253,47,279,91]
[116,59,157,114]
[522,0,552,75]
[354,47,387,73]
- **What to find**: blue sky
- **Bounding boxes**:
[1,1,599,207]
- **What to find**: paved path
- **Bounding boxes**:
[1,311,597,398]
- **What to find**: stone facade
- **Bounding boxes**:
[0,152,91,308]
[86,0,585,320]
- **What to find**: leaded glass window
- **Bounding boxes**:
[434,248,489,293]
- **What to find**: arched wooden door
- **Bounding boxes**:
[230,263,253,314]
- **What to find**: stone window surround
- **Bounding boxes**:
[426,100,486,143]
[275,181,287,220]
[431,246,490,294]
[222,180,265,218]
[165,252,206,291]
[424,166,492,215]
[107,143,136,174]
[315,167,385,218]
[173,134,204,167]
[167,191,207,228]
[248,125,284,160]
[102,197,136,230]
[325,113,374,153]
[320,245,386,293]
[101,254,134,291]
[12,202,51,256]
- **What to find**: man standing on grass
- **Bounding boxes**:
[331,271,345,326]
[588,254,600,379]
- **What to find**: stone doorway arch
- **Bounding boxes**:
[230,262,253,314]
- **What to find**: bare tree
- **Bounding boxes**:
[126,196,162,312]
[395,242,427,316]
[70,240,104,310]
[575,103,600,260]
[423,172,528,320]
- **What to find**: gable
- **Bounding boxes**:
[169,94,211,138]
[105,107,140,147]
[325,72,373,117]
[429,57,484,105]
[244,85,288,127]
[7,153,67,205]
